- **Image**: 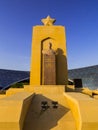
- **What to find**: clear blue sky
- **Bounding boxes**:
[0,0,98,71]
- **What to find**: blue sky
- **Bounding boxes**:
[0,0,98,71]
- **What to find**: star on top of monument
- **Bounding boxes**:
[41,15,56,26]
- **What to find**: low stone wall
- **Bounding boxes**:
[6,88,24,96]
[0,92,34,130]
[64,92,81,130]
[64,92,98,130]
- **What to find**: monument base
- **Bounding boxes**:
[24,85,65,94]
[0,85,98,130]
[0,91,34,130]
[64,92,98,130]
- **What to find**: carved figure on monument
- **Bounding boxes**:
[42,42,55,55]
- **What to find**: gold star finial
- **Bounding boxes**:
[41,15,56,26]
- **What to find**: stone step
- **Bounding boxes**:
[24,85,65,95]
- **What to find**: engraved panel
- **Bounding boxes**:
[43,54,56,85]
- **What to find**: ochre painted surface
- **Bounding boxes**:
[81,87,98,98]
[24,85,65,95]
[0,86,98,130]
[64,92,98,130]
[6,88,24,96]
[30,25,68,85]
[0,95,6,99]
[64,92,81,130]
[0,91,34,130]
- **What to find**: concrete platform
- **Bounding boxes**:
[1,86,98,130]
[0,86,76,130]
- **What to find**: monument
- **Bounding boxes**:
[0,16,98,130]
[30,15,68,85]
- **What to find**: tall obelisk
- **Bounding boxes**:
[30,16,68,85]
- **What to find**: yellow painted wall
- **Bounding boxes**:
[64,92,98,130]
[0,95,6,99]
[0,92,34,130]
[30,26,68,85]
[64,92,81,130]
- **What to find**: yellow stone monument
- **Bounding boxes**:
[30,15,68,85]
[0,16,98,130]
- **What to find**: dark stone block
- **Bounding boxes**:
[43,54,56,85]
